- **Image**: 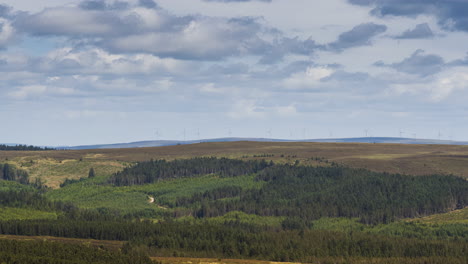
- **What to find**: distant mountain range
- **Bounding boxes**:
[59,137,468,150]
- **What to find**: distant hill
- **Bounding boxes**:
[62,137,468,150]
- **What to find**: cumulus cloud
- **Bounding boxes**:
[0,47,192,76]
[15,7,139,37]
[12,1,317,61]
[327,22,387,52]
[375,49,445,77]
[391,70,468,101]
[348,0,468,32]
[395,23,434,39]
[105,17,270,60]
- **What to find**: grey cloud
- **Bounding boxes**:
[259,37,320,64]
[79,0,107,10]
[348,0,468,32]
[327,23,387,52]
[79,0,129,10]
[448,53,468,66]
[102,16,272,60]
[15,7,141,37]
[203,0,271,2]
[13,1,318,61]
[138,0,158,9]
[376,49,445,76]
[395,23,434,39]
[322,71,370,82]
[0,4,12,18]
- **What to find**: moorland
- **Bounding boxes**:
[0,141,467,264]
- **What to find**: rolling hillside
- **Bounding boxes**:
[2,141,468,188]
[62,137,468,150]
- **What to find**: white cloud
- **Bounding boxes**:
[200,83,225,93]
[283,66,334,89]
[430,71,468,101]
[0,18,15,47]
[274,104,297,117]
[8,85,75,99]
[35,47,192,75]
[228,99,265,119]
[390,69,468,102]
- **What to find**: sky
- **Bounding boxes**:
[1,0,468,146]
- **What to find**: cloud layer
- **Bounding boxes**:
[1,0,468,145]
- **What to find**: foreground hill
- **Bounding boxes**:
[0,156,467,264]
[1,144,468,263]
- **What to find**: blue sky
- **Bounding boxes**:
[1,0,468,145]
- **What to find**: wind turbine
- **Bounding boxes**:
[155,130,161,140]
[399,129,404,138]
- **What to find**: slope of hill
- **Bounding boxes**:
[61,137,468,150]
[3,141,468,188]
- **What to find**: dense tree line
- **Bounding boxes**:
[0,164,29,184]
[174,164,468,224]
[0,144,54,151]
[0,220,154,241]
[108,157,273,186]
[0,239,153,264]
[142,222,468,262]
[0,219,466,263]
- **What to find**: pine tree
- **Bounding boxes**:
[88,168,96,178]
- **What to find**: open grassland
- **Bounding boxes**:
[0,207,57,221]
[3,142,468,189]
[408,207,468,224]
[0,155,128,188]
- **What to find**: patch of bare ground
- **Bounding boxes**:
[151,257,291,264]
[151,256,465,264]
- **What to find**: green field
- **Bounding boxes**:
[46,174,264,216]
[0,207,57,221]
